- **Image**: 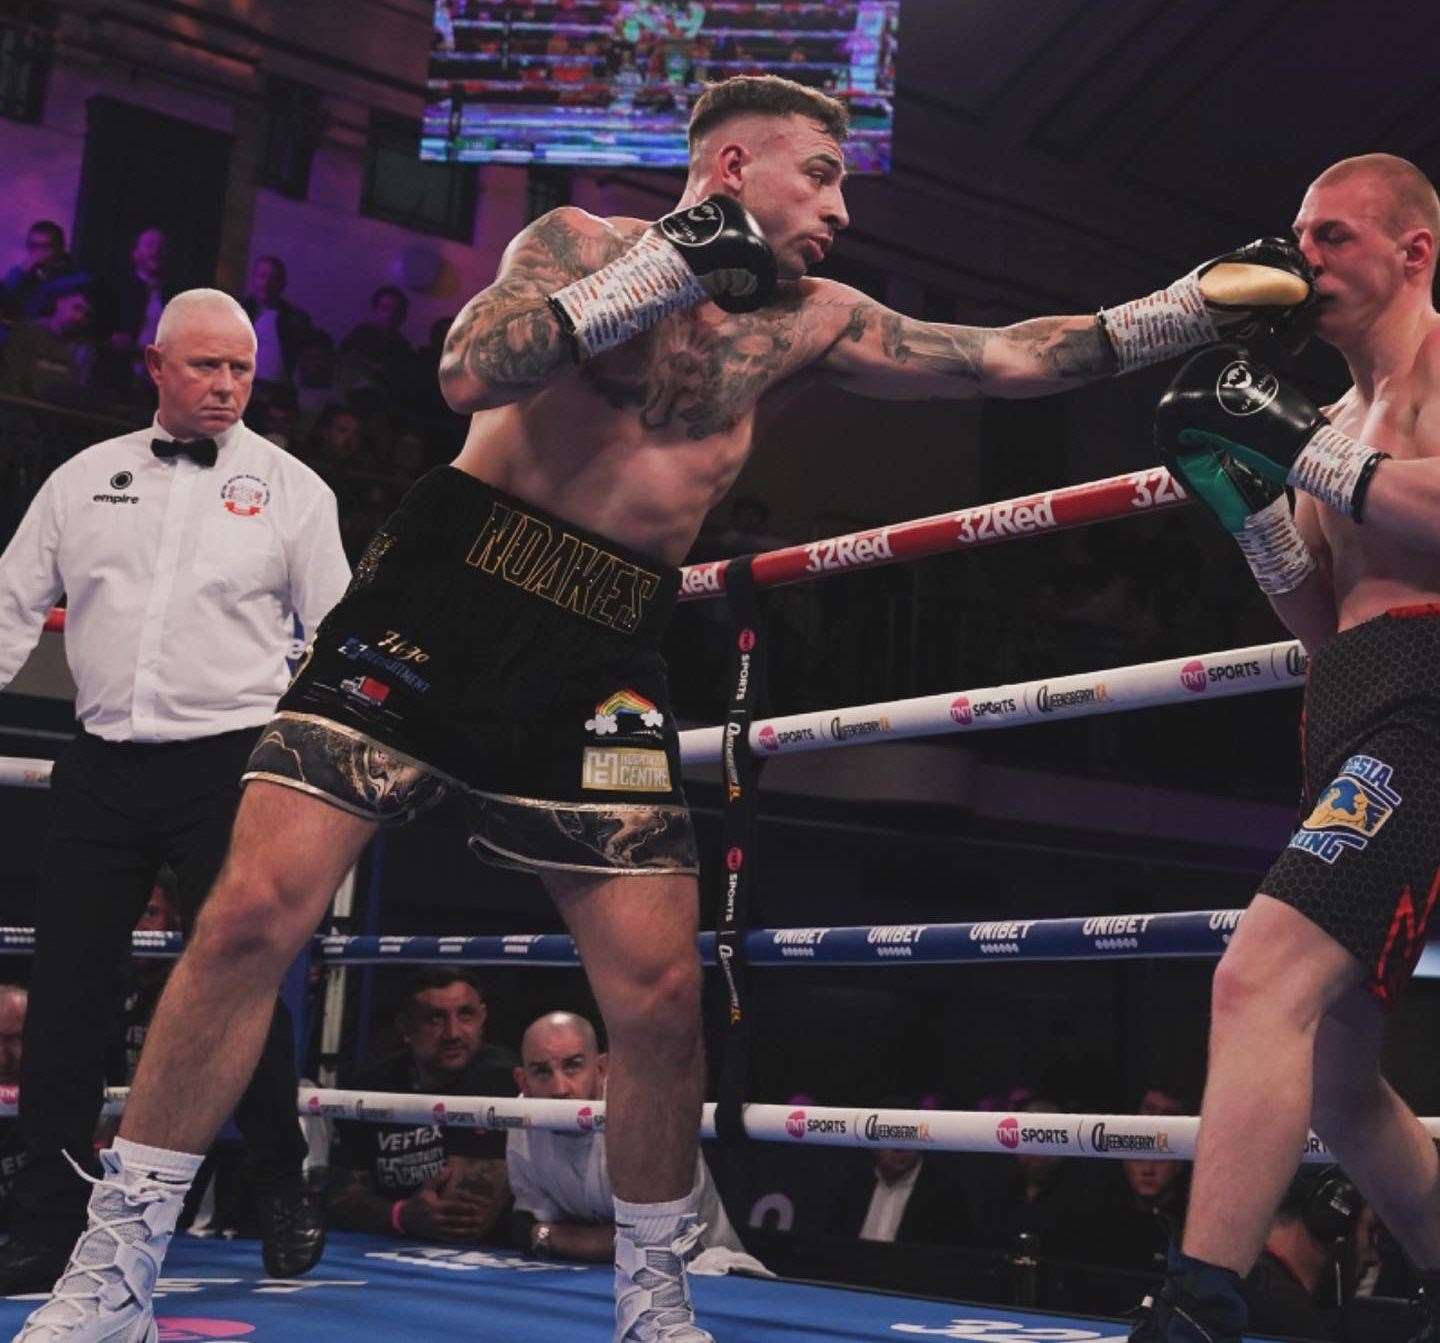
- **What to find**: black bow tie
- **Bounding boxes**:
[151,437,218,468]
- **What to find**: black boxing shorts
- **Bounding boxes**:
[1261,605,1440,1008]
[243,468,698,876]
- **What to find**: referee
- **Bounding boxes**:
[0,288,350,1289]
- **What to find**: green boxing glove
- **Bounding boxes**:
[1154,349,1320,597]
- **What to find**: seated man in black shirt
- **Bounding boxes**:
[1242,1168,1362,1342]
[325,969,518,1242]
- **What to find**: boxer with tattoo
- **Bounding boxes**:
[20,74,1311,1343]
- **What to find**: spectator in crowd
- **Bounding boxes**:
[976,1091,1090,1264]
[507,1012,754,1267]
[0,288,348,1291]
[409,314,458,423]
[339,285,413,399]
[248,382,301,452]
[389,425,432,483]
[0,986,24,1089]
[1082,1087,1191,1312]
[106,225,174,359]
[1240,1168,1362,1342]
[303,403,367,478]
[0,221,80,322]
[240,255,313,389]
[325,970,517,1243]
[0,278,101,408]
[0,986,30,1230]
[293,331,340,428]
[827,1097,972,1246]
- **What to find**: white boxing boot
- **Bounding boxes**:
[614,1214,713,1342]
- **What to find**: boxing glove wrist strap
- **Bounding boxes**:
[547,230,707,360]
[1287,425,1389,521]
[1233,495,1317,596]
[1099,272,1219,373]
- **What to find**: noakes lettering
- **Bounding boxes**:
[467,503,660,634]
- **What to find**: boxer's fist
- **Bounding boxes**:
[1157,344,1388,524]
[1193,238,1315,354]
[657,194,778,314]
[1156,344,1325,501]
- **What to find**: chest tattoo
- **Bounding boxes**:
[581,306,801,440]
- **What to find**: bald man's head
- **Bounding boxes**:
[154,288,254,350]
[515,1012,605,1101]
[1311,153,1440,242]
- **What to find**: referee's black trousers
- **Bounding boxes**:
[14,728,310,1246]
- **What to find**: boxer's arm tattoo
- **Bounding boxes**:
[816,296,1118,398]
[879,313,987,380]
[998,316,1118,377]
[439,211,633,409]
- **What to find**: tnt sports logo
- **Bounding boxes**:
[726,846,743,873]
[949,697,972,726]
[586,689,665,736]
[758,725,778,751]
[432,1102,447,1123]
[1289,754,1402,865]
[786,1110,807,1140]
[220,474,269,517]
[1216,359,1280,417]
[996,1116,1020,1150]
[1180,659,1208,693]
[737,628,756,653]
[577,1106,597,1133]
[157,1322,255,1342]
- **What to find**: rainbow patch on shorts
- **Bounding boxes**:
[585,689,665,737]
[1288,753,1401,865]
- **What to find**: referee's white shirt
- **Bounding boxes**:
[506,1126,744,1254]
[0,417,350,742]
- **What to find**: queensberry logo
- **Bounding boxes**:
[1288,754,1402,865]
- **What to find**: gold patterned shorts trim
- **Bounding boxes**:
[243,713,698,875]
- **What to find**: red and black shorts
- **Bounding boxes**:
[1262,605,1440,1008]
[242,467,698,876]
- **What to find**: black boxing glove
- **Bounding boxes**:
[1101,238,1314,373]
[548,195,778,359]
[1158,343,1389,522]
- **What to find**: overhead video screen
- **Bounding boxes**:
[424,1,899,174]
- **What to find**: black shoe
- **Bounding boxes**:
[254,1179,326,1279]
[1128,1244,1248,1343]
[1127,1278,1247,1343]
[0,1236,73,1296]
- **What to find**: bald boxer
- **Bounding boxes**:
[1134,154,1440,1343]
[21,74,1310,1343]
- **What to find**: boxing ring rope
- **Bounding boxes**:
[4,1086,1435,1163]
[0,633,1306,795]
[676,466,1190,598]
[32,464,1196,636]
[0,908,1244,966]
